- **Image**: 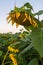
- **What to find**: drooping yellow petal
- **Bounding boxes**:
[16,12,20,19]
[25,13,28,19]
[32,20,38,27]
[9,54,17,65]
[28,15,38,27]
[7,18,12,23]
[8,46,19,53]
[8,46,15,52]
[7,15,10,20]
[12,19,15,25]
[23,18,26,22]
[28,16,32,24]
[13,13,15,18]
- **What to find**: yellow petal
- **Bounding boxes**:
[32,19,38,27]
[8,46,14,52]
[16,12,20,19]
[12,19,15,25]
[7,15,11,20]
[8,46,19,53]
[9,54,17,65]
[23,18,26,22]
[25,13,28,19]
[7,18,12,23]
[29,16,32,24]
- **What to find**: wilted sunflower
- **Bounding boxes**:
[7,6,38,28]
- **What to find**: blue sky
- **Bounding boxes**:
[0,0,43,33]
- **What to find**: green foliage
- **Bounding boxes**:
[24,2,33,10]
[35,10,43,15]
[0,51,3,56]
[0,31,41,65]
[31,28,43,57]
[28,58,38,65]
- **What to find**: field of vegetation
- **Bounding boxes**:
[0,31,43,65]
